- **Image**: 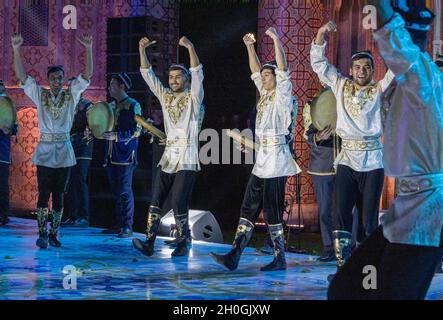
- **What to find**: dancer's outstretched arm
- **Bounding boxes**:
[310,21,341,90]
[314,20,336,46]
[139,37,168,103]
[374,0,395,28]
[180,36,204,106]
[243,33,261,74]
[139,37,157,69]
[77,34,93,80]
[179,36,200,68]
[265,27,287,71]
[11,33,27,84]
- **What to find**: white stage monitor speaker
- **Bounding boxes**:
[159,210,224,244]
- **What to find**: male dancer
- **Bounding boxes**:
[210,28,301,271]
[132,35,204,257]
[329,0,443,300]
[12,33,92,248]
[310,22,394,268]
[103,73,142,238]
[0,80,18,226]
[62,95,93,227]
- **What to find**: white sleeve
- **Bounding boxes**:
[379,69,395,93]
[69,74,90,105]
[20,76,42,107]
[140,67,168,104]
[373,13,422,77]
[251,71,264,94]
[374,13,436,107]
[275,69,294,114]
[310,41,343,94]
[190,64,204,106]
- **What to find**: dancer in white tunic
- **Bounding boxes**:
[133,35,204,257]
[211,27,301,272]
[11,33,93,249]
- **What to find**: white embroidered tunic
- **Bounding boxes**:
[310,41,395,172]
[140,65,204,173]
[21,74,90,168]
[251,69,301,179]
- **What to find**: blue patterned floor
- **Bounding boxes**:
[1,218,442,300]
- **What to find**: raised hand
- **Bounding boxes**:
[265,27,279,40]
[243,33,256,46]
[178,36,193,49]
[315,21,337,45]
[319,21,337,35]
[139,37,157,50]
[77,34,93,49]
[11,33,24,50]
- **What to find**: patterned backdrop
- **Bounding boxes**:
[1,0,441,217]
[1,0,178,211]
[255,0,443,225]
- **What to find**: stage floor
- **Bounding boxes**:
[1,218,443,300]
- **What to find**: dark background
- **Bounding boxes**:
[89,1,259,233]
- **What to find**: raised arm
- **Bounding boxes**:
[373,1,422,76]
[77,34,93,80]
[243,33,261,74]
[375,0,395,28]
[139,37,157,69]
[265,27,287,71]
[314,21,337,46]
[139,37,167,103]
[11,33,27,84]
[310,21,341,90]
[179,36,200,68]
[179,36,204,105]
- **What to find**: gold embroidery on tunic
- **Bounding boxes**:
[256,90,276,125]
[165,93,190,124]
[41,89,71,120]
[343,80,378,118]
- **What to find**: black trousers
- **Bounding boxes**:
[312,175,335,249]
[151,169,196,217]
[0,163,10,218]
[240,174,287,225]
[328,226,443,300]
[334,165,384,241]
[36,166,71,212]
[65,159,91,219]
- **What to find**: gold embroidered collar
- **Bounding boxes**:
[343,80,378,118]
[41,89,72,120]
[165,90,190,124]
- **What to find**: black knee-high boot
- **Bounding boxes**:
[171,213,189,257]
[327,230,352,282]
[133,206,161,256]
[210,217,254,271]
[260,223,286,271]
[49,210,63,247]
[36,207,49,249]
